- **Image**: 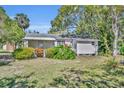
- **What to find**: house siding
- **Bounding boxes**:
[3,43,15,52]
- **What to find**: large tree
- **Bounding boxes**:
[49,6,81,34]
[0,7,25,46]
[49,5,124,56]
[15,13,30,31]
[0,7,10,44]
[4,19,25,44]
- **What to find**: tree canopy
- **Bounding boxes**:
[15,13,30,30]
[49,5,124,56]
[0,7,25,45]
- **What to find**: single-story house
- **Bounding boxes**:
[23,32,98,55]
[2,32,98,55]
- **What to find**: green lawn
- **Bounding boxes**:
[0,56,123,88]
[0,49,11,54]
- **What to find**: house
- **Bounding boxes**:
[23,32,98,55]
[2,32,98,55]
[2,42,15,52]
[23,33,57,48]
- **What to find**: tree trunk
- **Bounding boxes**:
[113,28,118,56]
[112,6,119,57]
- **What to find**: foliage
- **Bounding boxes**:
[49,5,124,56]
[0,7,8,29]
[104,58,118,72]
[46,45,76,60]
[49,6,80,34]
[0,7,9,44]
[0,72,38,88]
[46,48,55,58]
[15,13,30,30]
[47,62,124,88]
[119,44,124,55]
[4,19,25,44]
[35,48,44,57]
[0,7,25,45]
[12,47,35,60]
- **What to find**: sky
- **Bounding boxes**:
[2,5,61,33]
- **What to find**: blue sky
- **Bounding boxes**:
[2,5,61,33]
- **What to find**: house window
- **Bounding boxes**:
[57,41,64,46]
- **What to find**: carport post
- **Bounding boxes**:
[24,40,28,48]
[43,49,46,58]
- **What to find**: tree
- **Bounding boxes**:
[77,6,114,55]
[111,6,124,56]
[49,5,81,34]
[15,13,30,31]
[49,5,124,56]
[4,19,25,44]
[0,7,10,44]
[0,7,25,47]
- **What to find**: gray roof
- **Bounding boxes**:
[25,32,60,38]
[75,38,99,42]
[56,37,72,41]
[24,32,98,42]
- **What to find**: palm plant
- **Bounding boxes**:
[15,13,30,31]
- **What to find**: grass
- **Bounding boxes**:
[0,49,11,55]
[0,55,123,87]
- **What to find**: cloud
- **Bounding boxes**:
[27,24,51,33]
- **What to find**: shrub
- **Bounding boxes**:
[35,48,44,57]
[46,45,76,60]
[13,47,35,60]
[46,48,55,58]
[119,44,124,55]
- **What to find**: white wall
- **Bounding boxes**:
[76,41,98,55]
[77,43,96,55]
[24,40,28,47]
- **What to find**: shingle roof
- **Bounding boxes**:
[24,32,98,42]
[25,32,60,38]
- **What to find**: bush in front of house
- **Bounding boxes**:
[35,48,44,57]
[45,48,55,58]
[13,47,35,60]
[119,44,124,55]
[46,45,76,60]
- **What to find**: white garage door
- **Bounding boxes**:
[77,43,96,54]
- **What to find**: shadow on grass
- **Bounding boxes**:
[47,67,124,88]
[0,72,38,88]
[0,62,13,66]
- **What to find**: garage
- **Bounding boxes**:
[72,39,98,55]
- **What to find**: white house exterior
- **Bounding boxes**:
[72,39,98,55]
[23,32,98,55]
